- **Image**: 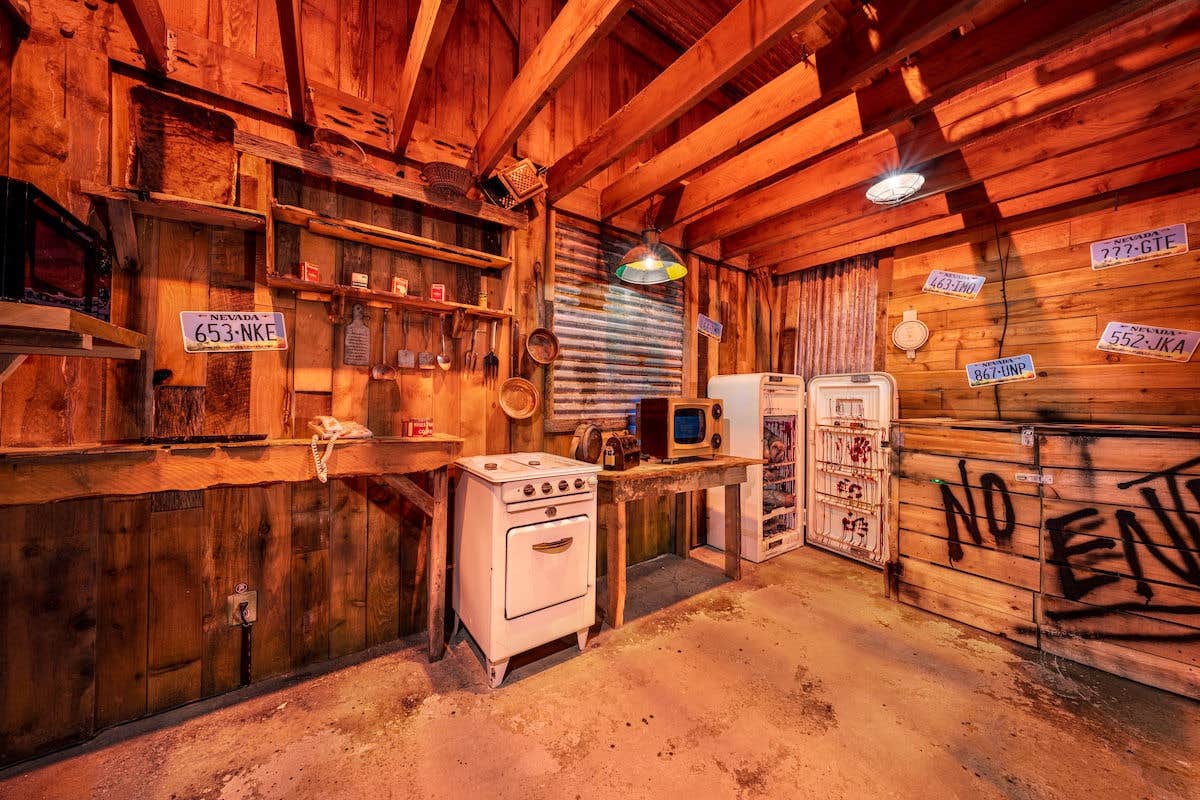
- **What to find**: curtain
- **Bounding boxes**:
[774,255,878,379]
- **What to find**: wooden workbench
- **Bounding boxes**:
[597,455,759,627]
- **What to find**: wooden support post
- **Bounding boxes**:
[274,0,315,129]
[115,0,172,74]
[393,0,462,157]
[724,482,742,580]
[0,353,27,385]
[427,466,449,661]
[605,500,627,628]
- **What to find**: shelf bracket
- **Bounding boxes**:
[0,354,27,386]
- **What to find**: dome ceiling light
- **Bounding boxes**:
[615,228,687,285]
[866,172,925,205]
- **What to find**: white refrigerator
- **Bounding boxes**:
[706,372,896,566]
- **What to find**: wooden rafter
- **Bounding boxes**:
[684,0,1200,248]
[545,0,830,201]
[275,0,316,129]
[393,0,462,157]
[472,0,633,178]
[0,0,30,39]
[756,57,1200,271]
[116,0,172,74]
[600,0,998,218]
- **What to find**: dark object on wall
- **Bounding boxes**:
[129,86,238,204]
[420,161,474,198]
[481,159,547,209]
[570,422,604,463]
[602,433,640,470]
[0,177,113,321]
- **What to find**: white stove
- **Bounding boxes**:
[452,452,600,687]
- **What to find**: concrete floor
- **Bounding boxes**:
[2,546,1198,800]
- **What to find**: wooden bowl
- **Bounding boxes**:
[525,327,560,365]
[499,377,539,419]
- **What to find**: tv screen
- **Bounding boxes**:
[674,407,706,444]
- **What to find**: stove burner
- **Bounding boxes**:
[528,459,541,465]
[484,462,497,470]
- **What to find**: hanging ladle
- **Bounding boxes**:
[371,308,397,381]
[436,314,452,371]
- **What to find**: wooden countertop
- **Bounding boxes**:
[0,435,464,506]
[597,455,761,503]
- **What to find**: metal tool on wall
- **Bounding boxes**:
[464,320,480,371]
[500,319,539,419]
[370,308,397,381]
[418,315,436,369]
[396,309,416,368]
[483,320,499,386]
[437,315,452,371]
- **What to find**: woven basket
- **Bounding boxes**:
[420,161,474,198]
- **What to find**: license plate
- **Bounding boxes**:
[1090,223,1188,270]
[922,269,986,299]
[1096,322,1200,362]
[180,311,288,353]
[964,354,1036,388]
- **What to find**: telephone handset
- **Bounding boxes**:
[308,417,372,482]
[309,416,371,440]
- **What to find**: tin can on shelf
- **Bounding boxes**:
[391,276,409,296]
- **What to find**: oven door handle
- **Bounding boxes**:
[531,537,573,555]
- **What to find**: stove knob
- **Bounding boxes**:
[585,477,597,488]
[558,480,569,491]
[573,478,585,489]
[541,482,552,494]
[523,483,535,496]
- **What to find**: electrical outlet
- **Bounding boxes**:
[226,590,258,626]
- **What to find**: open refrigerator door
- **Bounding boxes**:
[805,373,897,567]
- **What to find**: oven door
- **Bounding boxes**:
[505,514,590,620]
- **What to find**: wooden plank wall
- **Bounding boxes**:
[0,479,431,765]
[895,420,1200,699]
[884,184,1200,425]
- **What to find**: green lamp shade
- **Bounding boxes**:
[615,229,687,285]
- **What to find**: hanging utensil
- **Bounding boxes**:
[525,259,561,366]
[500,318,539,419]
[396,309,416,369]
[371,308,397,380]
[483,320,499,387]
[464,320,479,371]
[418,315,436,370]
[437,314,452,371]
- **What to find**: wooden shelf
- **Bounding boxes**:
[265,273,512,319]
[81,184,267,231]
[0,301,146,364]
[0,435,464,506]
[273,203,510,270]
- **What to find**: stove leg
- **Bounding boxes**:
[488,659,510,689]
[576,628,589,651]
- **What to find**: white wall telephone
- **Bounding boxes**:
[308,417,372,482]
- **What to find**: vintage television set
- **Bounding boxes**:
[636,397,723,461]
[0,177,112,321]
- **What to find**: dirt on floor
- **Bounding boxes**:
[1,547,1197,800]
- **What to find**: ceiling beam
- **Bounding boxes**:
[116,0,172,74]
[545,0,830,201]
[757,112,1200,269]
[275,0,316,129]
[599,0,1004,218]
[0,0,30,39]
[393,0,461,157]
[471,0,633,178]
[649,0,1159,228]
[773,155,1200,275]
[684,0,1200,248]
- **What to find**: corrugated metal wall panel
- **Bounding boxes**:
[775,255,878,380]
[548,217,684,432]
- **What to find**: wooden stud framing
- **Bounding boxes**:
[275,0,316,129]
[115,0,172,74]
[393,0,462,157]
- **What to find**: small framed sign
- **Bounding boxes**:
[1097,322,1200,363]
[964,354,1036,388]
[697,313,723,341]
[1091,223,1188,270]
[922,269,986,299]
[181,312,288,353]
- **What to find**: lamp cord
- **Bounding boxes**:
[992,219,1012,421]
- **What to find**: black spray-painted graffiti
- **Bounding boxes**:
[938,459,1016,561]
[936,455,1200,642]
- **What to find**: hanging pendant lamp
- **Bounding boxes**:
[615,228,687,285]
